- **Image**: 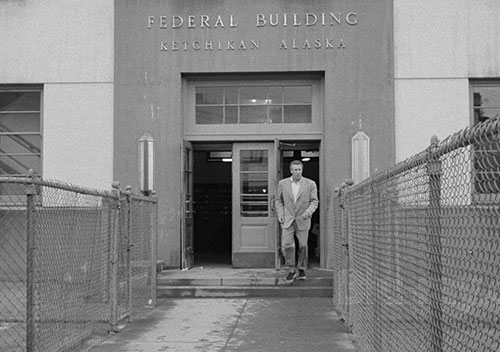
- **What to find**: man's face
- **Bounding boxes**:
[290,164,303,182]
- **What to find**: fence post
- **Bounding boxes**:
[124,185,132,322]
[26,170,37,352]
[370,179,382,352]
[427,136,443,352]
[341,179,353,327]
[109,182,121,331]
[150,190,158,307]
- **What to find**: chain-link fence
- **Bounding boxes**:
[333,117,500,352]
[0,176,157,352]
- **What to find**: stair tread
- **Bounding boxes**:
[156,268,333,297]
[157,277,332,282]
[158,285,332,289]
[157,286,332,298]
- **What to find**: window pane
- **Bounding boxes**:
[196,106,223,124]
[472,83,500,197]
[193,83,315,126]
[240,86,267,104]
[474,145,500,193]
[473,87,500,108]
[240,195,268,217]
[0,155,41,175]
[225,87,238,104]
[474,109,485,124]
[0,135,41,154]
[474,108,500,123]
[240,150,268,172]
[0,182,27,195]
[241,173,268,193]
[284,86,312,104]
[240,172,268,217]
[284,105,312,123]
[269,105,282,123]
[240,106,267,124]
[0,113,40,132]
[268,87,282,104]
[0,88,41,178]
[225,106,238,124]
[196,87,223,105]
[0,92,41,111]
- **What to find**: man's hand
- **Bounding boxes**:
[278,216,285,224]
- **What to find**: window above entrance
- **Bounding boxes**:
[184,75,323,139]
[195,85,312,125]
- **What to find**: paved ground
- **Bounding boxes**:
[80,297,358,352]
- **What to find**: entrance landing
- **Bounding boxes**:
[157,266,333,298]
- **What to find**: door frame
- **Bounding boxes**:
[180,140,194,269]
[274,139,283,269]
[182,139,323,269]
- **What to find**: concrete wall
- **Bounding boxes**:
[394,0,500,161]
[7,0,500,268]
[114,0,394,267]
[0,0,114,190]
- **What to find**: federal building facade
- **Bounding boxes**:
[1,1,499,269]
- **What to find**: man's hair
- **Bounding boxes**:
[289,160,303,169]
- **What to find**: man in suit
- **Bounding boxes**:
[276,160,319,283]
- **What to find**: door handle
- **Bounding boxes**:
[270,195,275,212]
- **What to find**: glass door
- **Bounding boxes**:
[232,143,276,267]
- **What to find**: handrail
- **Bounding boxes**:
[0,175,116,198]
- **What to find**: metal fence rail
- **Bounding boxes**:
[0,176,157,352]
[333,118,500,352]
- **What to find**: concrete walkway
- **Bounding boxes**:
[81,297,358,352]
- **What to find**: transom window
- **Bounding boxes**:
[0,86,42,176]
[471,82,500,196]
[195,85,312,125]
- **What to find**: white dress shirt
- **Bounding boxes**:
[291,177,301,202]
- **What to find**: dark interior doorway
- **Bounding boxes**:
[193,147,232,266]
[192,141,320,267]
[280,142,320,265]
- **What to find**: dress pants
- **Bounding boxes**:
[282,221,308,271]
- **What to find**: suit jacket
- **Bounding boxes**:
[275,176,319,230]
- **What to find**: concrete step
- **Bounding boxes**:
[157,276,333,287]
[157,285,333,298]
[156,268,333,298]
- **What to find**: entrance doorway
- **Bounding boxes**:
[192,145,232,266]
[189,141,320,268]
[279,143,320,265]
